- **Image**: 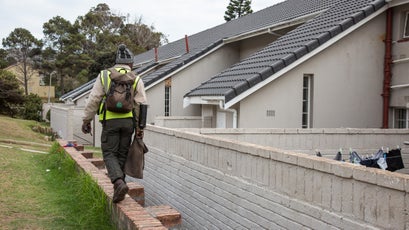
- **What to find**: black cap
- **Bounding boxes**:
[116,44,133,64]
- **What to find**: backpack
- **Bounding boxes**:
[100,67,140,114]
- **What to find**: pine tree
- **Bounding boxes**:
[224,0,253,22]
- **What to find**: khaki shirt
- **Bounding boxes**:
[82,64,147,123]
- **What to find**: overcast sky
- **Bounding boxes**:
[0,0,284,45]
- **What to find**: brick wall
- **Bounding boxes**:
[135,125,409,229]
[181,128,409,173]
[57,140,181,229]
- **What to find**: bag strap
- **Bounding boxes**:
[100,70,110,126]
[100,70,110,94]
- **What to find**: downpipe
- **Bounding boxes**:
[382,8,393,128]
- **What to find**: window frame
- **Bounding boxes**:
[164,78,171,117]
[393,108,409,128]
[302,74,314,129]
[403,11,409,38]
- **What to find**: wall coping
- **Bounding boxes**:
[147,125,409,192]
[178,127,409,134]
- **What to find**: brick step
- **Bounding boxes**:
[88,158,105,169]
[58,139,182,229]
[81,151,93,159]
[146,205,182,228]
[127,182,145,206]
[74,144,84,151]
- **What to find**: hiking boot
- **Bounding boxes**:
[113,179,129,203]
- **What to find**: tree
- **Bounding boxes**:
[43,16,90,95]
[88,51,116,81]
[0,70,25,117]
[224,0,253,22]
[76,3,165,80]
[2,28,42,95]
[0,48,15,68]
[76,3,124,56]
[0,2,168,98]
[75,3,126,80]
[121,16,166,51]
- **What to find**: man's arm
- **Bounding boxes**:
[83,75,105,123]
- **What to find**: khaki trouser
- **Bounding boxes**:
[101,118,134,183]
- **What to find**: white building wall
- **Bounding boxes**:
[75,95,87,107]
[146,81,165,125]
[51,104,74,140]
[240,72,302,128]
[390,4,409,107]
[172,45,240,117]
[202,104,215,128]
[239,12,386,128]
[239,33,278,59]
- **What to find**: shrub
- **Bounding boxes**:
[22,94,43,121]
[0,70,25,116]
[46,109,51,122]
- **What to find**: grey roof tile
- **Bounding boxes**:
[135,0,343,87]
[185,0,386,103]
[60,78,96,101]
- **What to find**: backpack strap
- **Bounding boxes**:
[99,69,141,127]
[99,70,110,126]
[100,70,110,94]
[133,75,140,91]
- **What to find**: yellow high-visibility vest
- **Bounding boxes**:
[98,68,140,121]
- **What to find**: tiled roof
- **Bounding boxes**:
[60,78,96,102]
[184,0,386,103]
[135,0,344,87]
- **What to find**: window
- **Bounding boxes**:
[302,74,314,128]
[266,110,275,117]
[393,108,408,128]
[404,12,409,38]
[165,78,171,116]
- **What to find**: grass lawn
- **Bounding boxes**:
[0,116,114,229]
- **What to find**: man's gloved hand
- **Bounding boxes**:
[135,128,144,139]
[82,121,91,134]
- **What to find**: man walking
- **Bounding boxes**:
[82,44,147,203]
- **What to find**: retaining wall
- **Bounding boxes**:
[57,139,181,229]
[136,125,409,229]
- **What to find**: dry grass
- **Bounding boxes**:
[0,115,50,144]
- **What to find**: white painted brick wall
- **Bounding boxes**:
[128,126,409,229]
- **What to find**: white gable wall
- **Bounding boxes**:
[146,81,165,125]
[146,32,280,127]
[146,44,240,125]
[238,33,279,59]
[173,44,240,116]
[239,12,386,128]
